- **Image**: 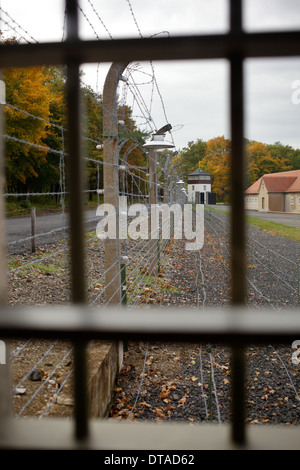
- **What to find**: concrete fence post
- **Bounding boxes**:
[31,207,36,253]
[103,62,129,371]
[148,148,158,276]
[103,62,128,305]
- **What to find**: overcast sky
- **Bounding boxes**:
[1,0,300,153]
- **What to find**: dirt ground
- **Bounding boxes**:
[6,213,300,426]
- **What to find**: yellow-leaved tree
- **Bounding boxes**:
[4,64,53,192]
[201,136,231,202]
[246,140,292,186]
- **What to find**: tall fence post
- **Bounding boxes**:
[148,148,158,276]
[145,129,174,276]
[103,62,128,306]
[103,62,128,371]
[121,261,128,352]
[121,262,127,306]
[31,207,36,253]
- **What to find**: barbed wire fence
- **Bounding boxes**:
[0,0,189,418]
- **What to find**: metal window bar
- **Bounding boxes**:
[0,0,300,450]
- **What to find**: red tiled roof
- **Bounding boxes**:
[245,177,262,194]
[245,170,300,194]
[263,175,297,192]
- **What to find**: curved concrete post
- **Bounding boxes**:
[103,63,128,305]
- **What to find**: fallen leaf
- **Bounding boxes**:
[56,396,74,406]
[155,408,166,419]
[178,397,187,406]
[139,401,152,409]
[166,405,175,412]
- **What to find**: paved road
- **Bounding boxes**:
[6,208,99,254]
[6,203,300,254]
[210,204,300,228]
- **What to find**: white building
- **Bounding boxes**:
[187,169,212,203]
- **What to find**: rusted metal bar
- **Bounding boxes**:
[229,0,246,446]
[0,307,299,345]
[65,0,88,442]
[0,31,299,69]
[0,71,11,438]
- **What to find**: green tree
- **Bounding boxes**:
[266,141,300,171]
[81,85,104,200]
[178,139,207,179]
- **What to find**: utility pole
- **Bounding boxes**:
[31,207,36,253]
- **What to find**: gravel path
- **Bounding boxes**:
[109,211,300,426]
[6,209,300,425]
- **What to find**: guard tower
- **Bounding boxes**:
[187,169,211,203]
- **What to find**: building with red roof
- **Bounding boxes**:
[245,170,300,213]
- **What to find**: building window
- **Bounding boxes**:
[291,197,294,205]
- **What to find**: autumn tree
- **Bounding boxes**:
[201,136,231,202]
[39,66,66,199]
[246,140,292,186]
[4,64,54,193]
[80,85,104,200]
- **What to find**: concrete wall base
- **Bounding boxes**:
[87,340,120,418]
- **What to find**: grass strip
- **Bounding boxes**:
[206,206,300,242]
